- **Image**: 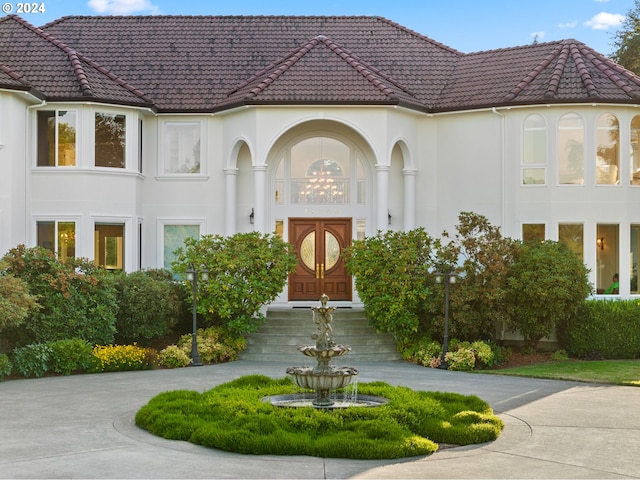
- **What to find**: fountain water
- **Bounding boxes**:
[266,294,387,409]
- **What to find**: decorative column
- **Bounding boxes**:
[223,167,238,235]
[403,168,417,230]
[376,164,390,231]
[252,164,268,232]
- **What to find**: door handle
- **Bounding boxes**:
[316,264,320,279]
[320,264,325,279]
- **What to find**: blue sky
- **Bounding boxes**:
[2,0,635,56]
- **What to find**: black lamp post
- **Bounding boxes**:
[434,271,457,370]
[186,264,209,367]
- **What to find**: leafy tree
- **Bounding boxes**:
[505,240,592,348]
[172,232,298,335]
[0,262,39,333]
[611,0,640,75]
[1,245,118,347]
[343,228,440,340]
[112,269,189,344]
[440,212,519,341]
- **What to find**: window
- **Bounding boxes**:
[37,110,77,166]
[558,113,584,185]
[163,122,201,174]
[522,224,545,243]
[95,224,124,270]
[95,113,126,168]
[37,221,76,260]
[163,224,199,272]
[559,224,583,261]
[522,114,546,185]
[631,116,640,185]
[597,224,619,294]
[596,114,619,185]
[631,226,640,294]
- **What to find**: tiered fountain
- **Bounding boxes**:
[266,294,387,409]
[285,293,358,407]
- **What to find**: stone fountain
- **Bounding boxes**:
[285,294,359,407]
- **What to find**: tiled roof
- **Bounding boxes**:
[1,14,639,113]
[0,15,152,106]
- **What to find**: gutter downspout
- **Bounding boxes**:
[492,106,506,340]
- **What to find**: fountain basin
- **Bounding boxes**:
[286,366,358,391]
[298,344,351,358]
[264,393,388,409]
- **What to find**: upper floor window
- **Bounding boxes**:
[631,116,640,185]
[95,113,126,168]
[37,110,77,166]
[596,113,619,185]
[558,113,584,185]
[162,122,201,174]
[522,114,546,185]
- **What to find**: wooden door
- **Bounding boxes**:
[289,218,352,301]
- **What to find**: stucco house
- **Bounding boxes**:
[2,13,640,304]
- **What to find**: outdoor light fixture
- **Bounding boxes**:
[186,264,209,366]
[249,208,254,225]
[434,271,457,370]
[388,211,392,225]
[597,237,605,250]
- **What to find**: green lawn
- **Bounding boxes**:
[480,360,640,386]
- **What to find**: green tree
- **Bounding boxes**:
[611,0,640,75]
[172,232,298,335]
[343,228,440,340]
[1,245,117,347]
[440,212,519,341]
[505,240,592,348]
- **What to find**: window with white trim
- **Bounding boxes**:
[558,113,584,185]
[37,220,76,261]
[522,114,546,185]
[162,122,201,174]
[37,110,77,167]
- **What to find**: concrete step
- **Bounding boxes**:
[239,307,401,362]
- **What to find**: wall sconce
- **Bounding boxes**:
[388,211,392,225]
[249,208,254,225]
[597,237,605,250]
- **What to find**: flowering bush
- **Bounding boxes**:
[157,345,192,368]
[90,344,156,372]
[445,347,476,371]
[176,327,246,365]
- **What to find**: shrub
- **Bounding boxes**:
[557,299,640,359]
[90,344,156,373]
[399,336,442,367]
[172,232,298,335]
[48,339,94,375]
[112,269,188,344]
[12,343,52,378]
[0,353,12,381]
[157,345,192,368]
[1,246,117,347]
[176,327,246,364]
[505,240,592,349]
[446,347,476,371]
[0,267,39,333]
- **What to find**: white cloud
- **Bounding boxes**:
[531,31,545,42]
[558,21,578,29]
[584,12,626,30]
[87,0,160,15]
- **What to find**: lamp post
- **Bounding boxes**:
[186,264,209,367]
[434,271,457,370]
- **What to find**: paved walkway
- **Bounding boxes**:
[0,360,639,479]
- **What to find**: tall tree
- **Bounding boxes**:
[611,0,640,75]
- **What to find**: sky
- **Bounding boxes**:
[1,0,637,56]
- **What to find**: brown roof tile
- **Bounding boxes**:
[1,15,638,113]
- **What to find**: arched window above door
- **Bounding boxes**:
[274,136,366,205]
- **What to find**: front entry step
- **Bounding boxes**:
[240,307,401,362]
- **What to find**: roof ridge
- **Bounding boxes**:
[505,43,564,101]
[569,42,598,97]
[576,43,640,97]
[0,61,27,82]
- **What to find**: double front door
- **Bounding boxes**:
[289,218,352,301]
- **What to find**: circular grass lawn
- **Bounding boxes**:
[135,375,503,460]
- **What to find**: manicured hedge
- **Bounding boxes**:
[557,299,640,359]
